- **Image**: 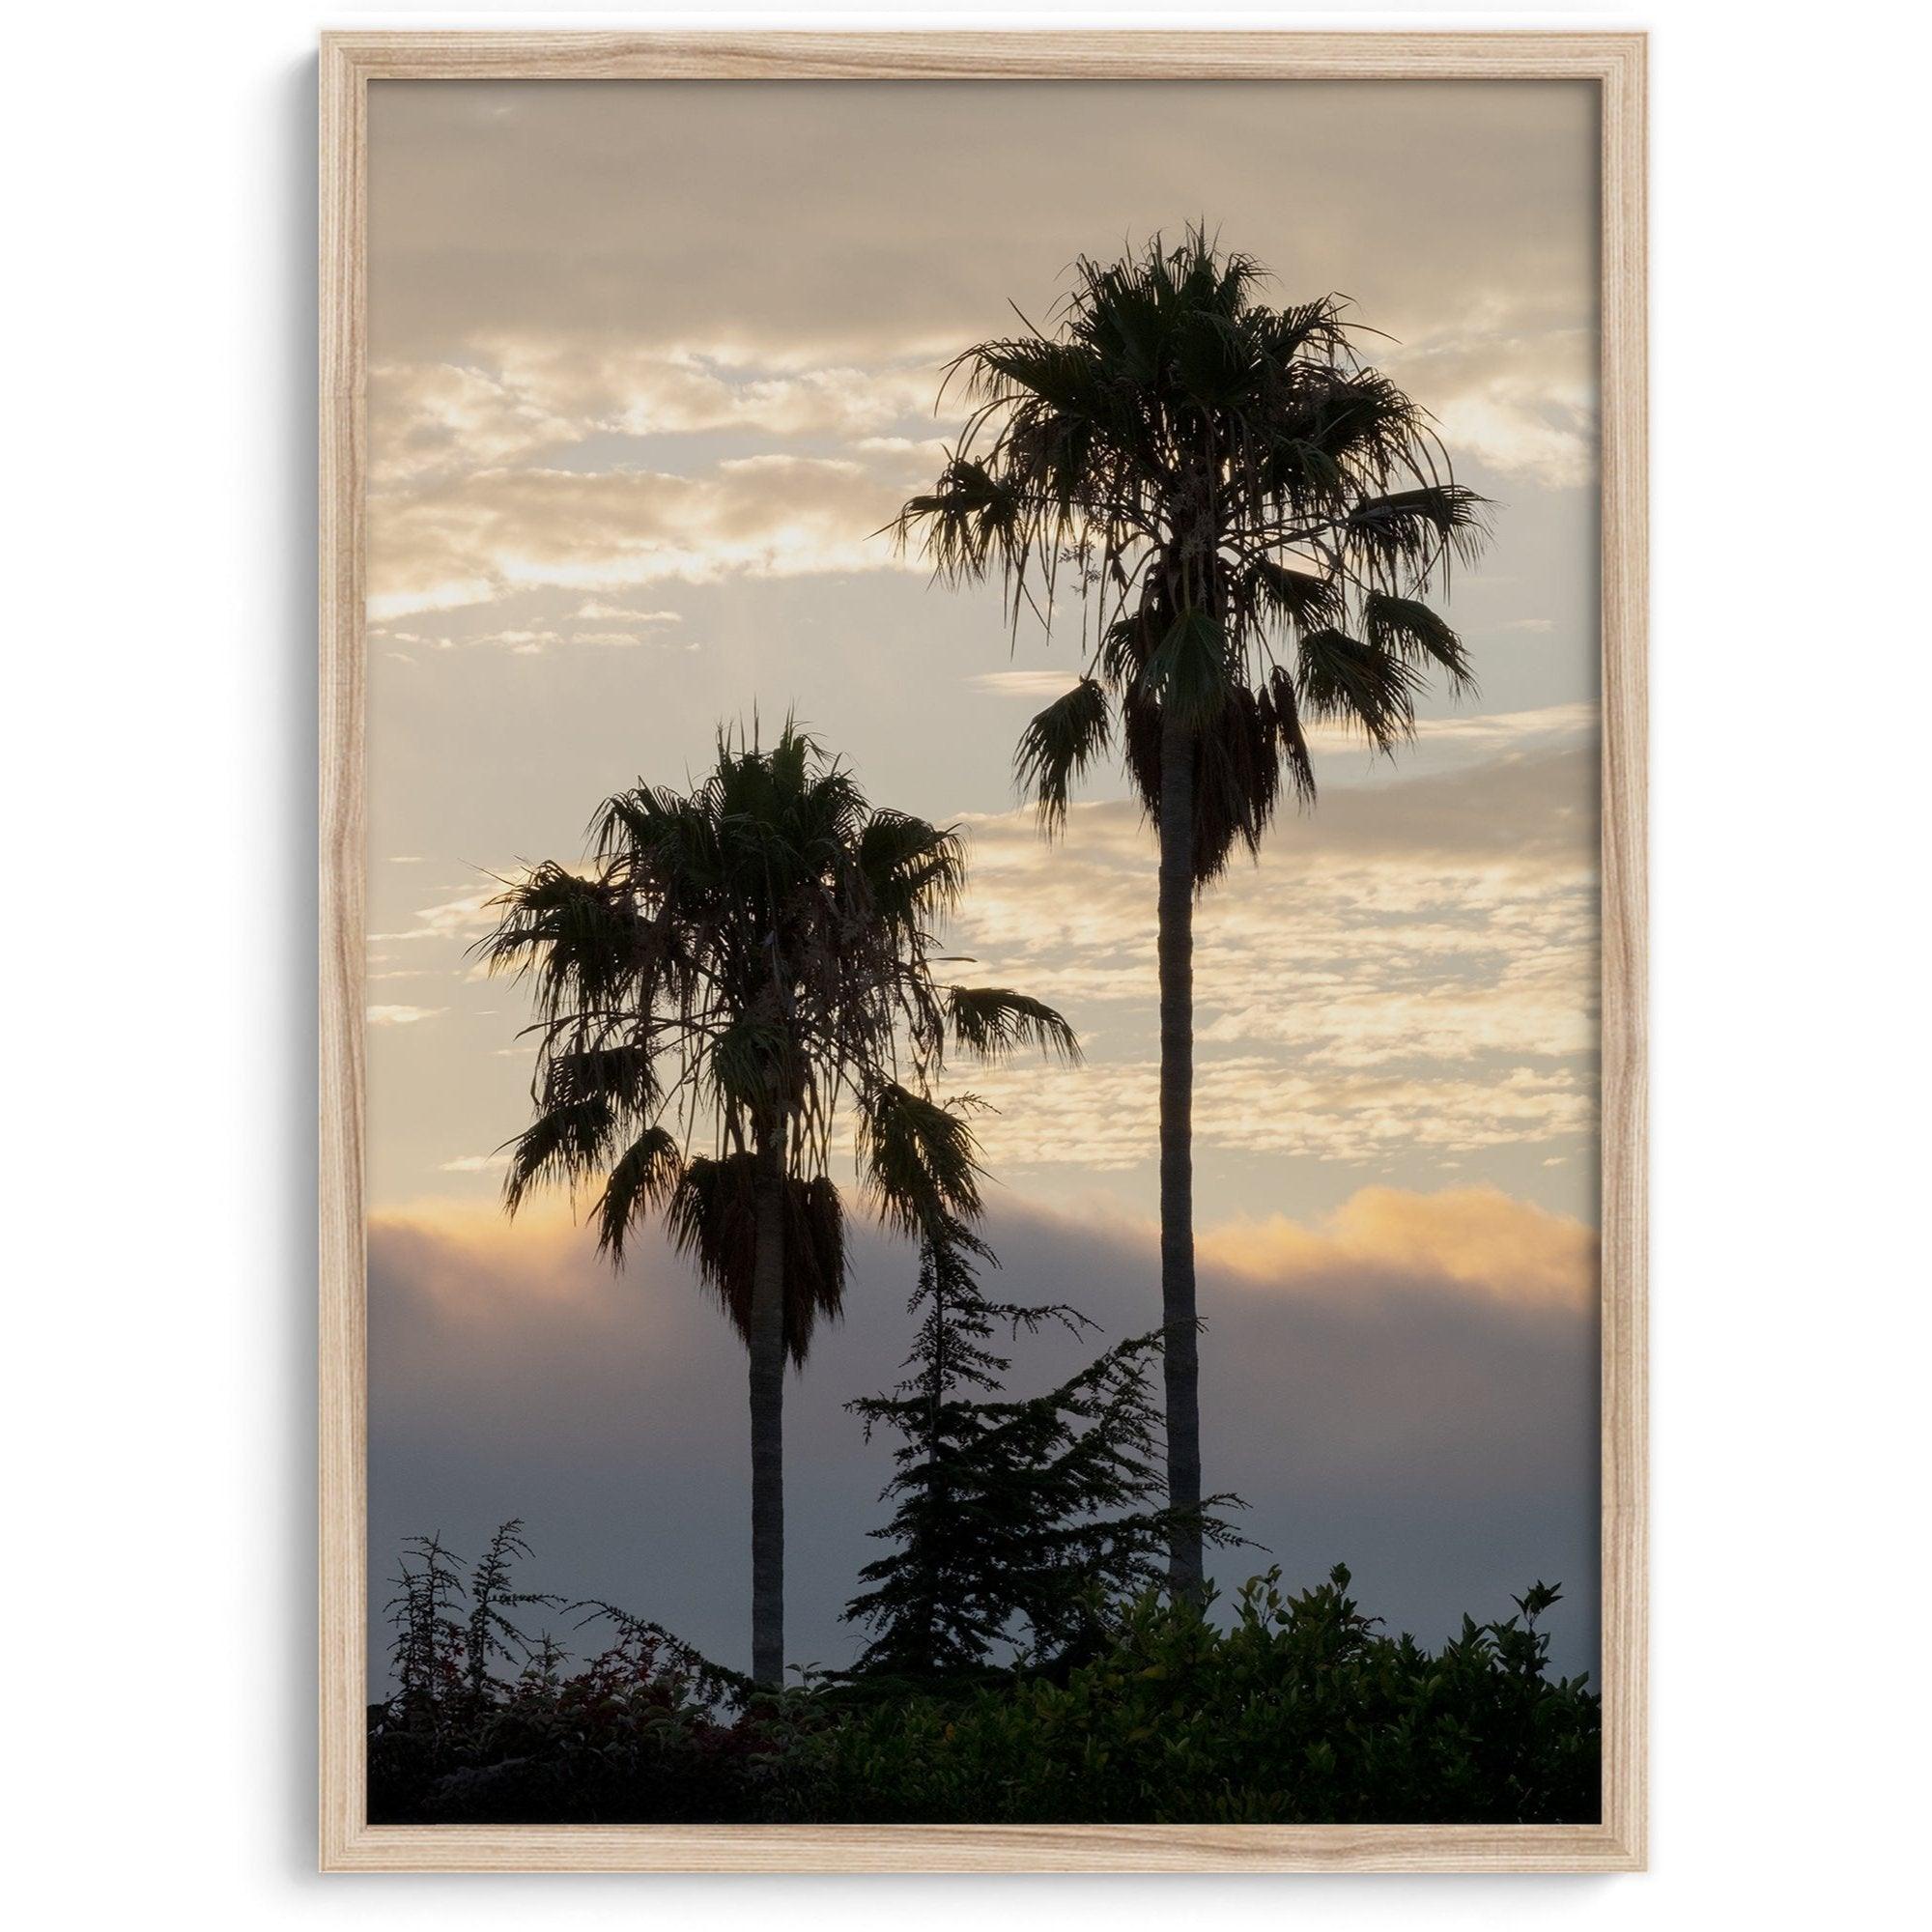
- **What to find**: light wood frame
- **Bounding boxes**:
[320,28,1647,1874]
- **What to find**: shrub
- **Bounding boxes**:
[368,1612,810,1825]
[366,1533,1598,1826]
[369,1524,800,1825]
[788,1568,1600,1825]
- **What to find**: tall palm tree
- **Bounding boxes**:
[895,230,1490,1597]
[477,724,1077,1685]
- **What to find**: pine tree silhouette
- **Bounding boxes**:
[845,1218,1242,1677]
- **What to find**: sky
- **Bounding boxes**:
[362,77,1605,1687]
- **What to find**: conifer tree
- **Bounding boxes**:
[845,1219,1239,1678]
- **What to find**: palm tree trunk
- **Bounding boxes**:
[748,1131,786,1686]
[1157,702,1205,1599]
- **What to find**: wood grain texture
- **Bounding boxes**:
[318,29,369,1877]
[323,1821,1639,1874]
[320,29,1642,81]
[317,29,1647,1874]
[1595,30,1650,1878]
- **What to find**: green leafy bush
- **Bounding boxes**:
[791,1568,1597,1825]
[366,1529,1597,1825]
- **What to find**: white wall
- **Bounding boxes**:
[8,1,1922,1922]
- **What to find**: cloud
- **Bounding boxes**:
[367,1004,446,1027]
[369,455,915,618]
[367,609,695,655]
[1382,323,1597,490]
[1293,702,1599,778]
[367,359,584,485]
[967,669,1083,700]
[936,745,1599,1174]
[364,738,1600,1183]
[572,601,680,623]
[371,890,497,945]
[469,628,561,653]
[439,1152,508,1174]
[966,1058,1596,1174]
[855,434,952,460]
[1200,1184,1597,1310]
[361,81,1600,628]
[370,347,947,487]
[368,1183,1599,1684]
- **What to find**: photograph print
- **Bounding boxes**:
[331,54,1642,1851]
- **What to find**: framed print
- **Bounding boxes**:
[320,31,1646,1873]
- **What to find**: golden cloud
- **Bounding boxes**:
[369,454,916,618]
[370,346,947,488]
[371,1194,615,1322]
[375,1180,1593,1336]
[1381,323,1597,490]
[1199,1184,1598,1310]
[933,750,1600,1173]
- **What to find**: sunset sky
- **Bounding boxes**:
[363,77,1605,1683]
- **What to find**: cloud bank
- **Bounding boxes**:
[368,1184,1600,1690]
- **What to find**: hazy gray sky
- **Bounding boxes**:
[362,77,1604,1684]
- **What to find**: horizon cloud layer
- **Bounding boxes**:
[370,1182,1600,1690]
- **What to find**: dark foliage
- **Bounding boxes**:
[368,1532,1597,1826]
[663,1151,847,1366]
[370,1526,769,1825]
[894,228,1490,886]
[368,1622,794,1826]
[796,1570,1599,1825]
[477,723,1076,1256]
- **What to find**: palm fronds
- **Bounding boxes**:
[665,1153,848,1366]
[502,1094,619,1215]
[1121,675,1311,886]
[1013,678,1112,835]
[860,1086,985,1240]
[1295,627,1425,753]
[946,987,1083,1065]
[894,227,1491,829]
[1363,591,1476,696]
[478,721,1077,1362]
[1140,609,1234,727]
[593,1126,685,1263]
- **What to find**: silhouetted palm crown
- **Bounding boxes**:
[896,230,1490,857]
[478,725,1077,1357]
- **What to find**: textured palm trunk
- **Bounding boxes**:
[748,1131,787,1687]
[1157,702,1205,1599]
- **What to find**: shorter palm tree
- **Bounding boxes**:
[477,724,1078,1685]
